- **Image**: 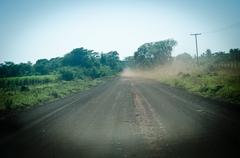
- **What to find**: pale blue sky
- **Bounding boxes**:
[0,0,240,63]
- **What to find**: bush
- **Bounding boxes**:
[174,80,184,88]
[209,85,224,94]
[59,69,74,81]
[5,99,13,110]
[199,84,209,93]
[20,86,30,91]
[50,91,59,98]
[83,66,113,79]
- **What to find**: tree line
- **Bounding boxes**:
[124,39,240,70]
[1,42,239,79]
[0,47,123,80]
[199,48,240,69]
[124,39,177,68]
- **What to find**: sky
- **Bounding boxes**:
[0,0,240,63]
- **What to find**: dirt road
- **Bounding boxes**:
[1,77,240,158]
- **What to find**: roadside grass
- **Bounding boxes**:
[0,75,58,88]
[0,78,103,111]
[123,63,240,104]
[160,71,240,104]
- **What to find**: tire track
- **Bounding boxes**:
[131,82,169,156]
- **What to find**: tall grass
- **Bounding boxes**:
[122,61,240,104]
[0,75,58,88]
[0,78,103,111]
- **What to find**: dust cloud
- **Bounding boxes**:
[121,60,197,81]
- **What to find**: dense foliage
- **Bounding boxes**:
[0,47,123,79]
[124,41,240,104]
[173,48,240,71]
[125,39,240,70]
[133,39,177,68]
[199,48,240,69]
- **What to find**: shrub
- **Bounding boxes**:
[174,80,184,88]
[209,85,224,94]
[50,91,59,98]
[59,69,74,81]
[5,99,13,110]
[20,86,30,91]
[199,84,209,93]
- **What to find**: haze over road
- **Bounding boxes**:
[1,77,240,158]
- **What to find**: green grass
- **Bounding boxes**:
[0,75,59,88]
[0,78,103,111]
[160,71,240,104]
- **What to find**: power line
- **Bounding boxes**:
[203,21,240,34]
[187,22,239,63]
[190,33,201,65]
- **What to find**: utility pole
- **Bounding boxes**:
[190,33,201,65]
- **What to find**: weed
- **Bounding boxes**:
[0,78,105,111]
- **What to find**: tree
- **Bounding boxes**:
[206,49,212,57]
[48,57,63,71]
[134,39,177,67]
[175,53,192,62]
[0,47,124,79]
[18,62,32,76]
[100,51,122,71]
[229,48,240,62]
[124,56,135,68]
[34,59,50,75]
[59,68,74,81]
[63,47,97,68]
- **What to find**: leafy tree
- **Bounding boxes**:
[134,39,177,67]
[206,49,212,57]
[229,48,240,62]
[18,62,33,76]
[98,65,113,77]
[34,59,50,75]
[124,56,135,68]
[59,68,74,81]
[63,47,98,68]
[48,57,63,72]
[100,51,122,71]
[0,61,33,77]
[0,47,121,79]
[175,53,192,62]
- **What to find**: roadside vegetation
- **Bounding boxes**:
[0,47,123,111]
[0,78,103,111]
[124,40,240,104]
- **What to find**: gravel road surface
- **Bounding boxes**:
[1,77,240,158]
